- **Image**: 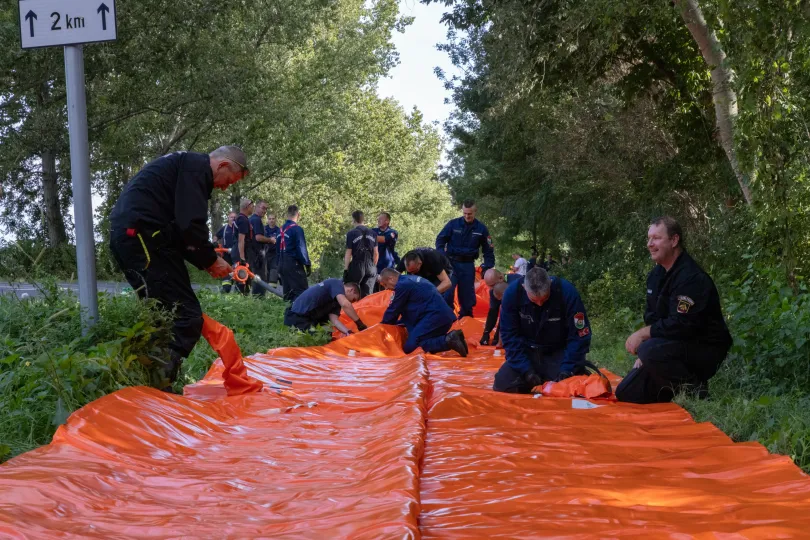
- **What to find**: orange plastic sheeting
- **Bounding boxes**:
[201,314,263,396]
[419,339,810,537]
[0,325,426,539]
[536,372,614,399]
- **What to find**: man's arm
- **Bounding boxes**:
[649,274,710,340]
[174,166,216,267]
[238,234,247,262]
[373,244,379,265]
[298,228,311,266]
[329,313,351,336]
[336,293,363,324]
[436,270,452,294]
[435,222,452,252]
[382,285,408,325]
[344,249,353,271]
[626,325,651,355]
[499,286,532,374]
[560,283,592,374]
[480,224,495,269]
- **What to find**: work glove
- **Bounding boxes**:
[355,319,367,332]
[305,265,312,277]
[555,371,574,382]
[343,269,350,282]
[491,332,499,347]
[524,371,543,389]
[479,332,490,346]
[206,257,232,279]
[238,259,247,267]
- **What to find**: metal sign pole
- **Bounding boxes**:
[64,44,98,332]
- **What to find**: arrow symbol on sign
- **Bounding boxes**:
[97,3,109,31]
[24,10,37,38]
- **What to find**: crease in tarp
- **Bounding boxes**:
[5,287,810,537]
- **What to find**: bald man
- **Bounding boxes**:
[109,146,249,391]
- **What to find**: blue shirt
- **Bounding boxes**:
[435,217,495,269]
[278,219,311,266]
[265,225,280,255]
[382,275,456,330]
[373,226,399,272]
[499,276,591,375]
[230,213,252,261]
[216,223,237,249]
[291,278,345,316]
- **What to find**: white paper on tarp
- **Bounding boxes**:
[571,399,602,409]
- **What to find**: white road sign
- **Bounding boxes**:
[19,0,116,49]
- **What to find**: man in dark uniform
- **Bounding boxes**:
[265,213,281,285]
[436,200,495,318]
[248,201,276,297]
[395,248,453,293]
[480,269,506,346]
[284,279,366,335]
[109,146,246,389]
[344,211,378,297]
[278,205,310,303]
[214,211,237,293]
[232,198,257,295]
[527,248,539,272]
[493,267,592,393]
[617,217,732,404]
[374,212,400,274]
[378,268,468,357]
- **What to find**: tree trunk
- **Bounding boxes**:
[210,195,223,237]
[41,150,68,246]
[674,0,753,205]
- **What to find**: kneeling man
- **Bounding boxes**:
[284,278,366,336]
[493,267,592,393]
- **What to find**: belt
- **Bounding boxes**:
[449,255,476,263]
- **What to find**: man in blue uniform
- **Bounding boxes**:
[395,248,453,293]
[436,200,495,318]
[374,212,399,274]
[493,267,592,393]
[109,146,246,389]
[232,198,258,295]
[617,217,732,403]
[480,269,507,346]
[278,204,311,303]
[344,211,379,297]
[214,211,237,293]
[284,279,366,335]
[248,201,276,297]
[265,213,281,285]
[378,268,468,357]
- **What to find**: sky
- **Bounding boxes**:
[376,0,458,136]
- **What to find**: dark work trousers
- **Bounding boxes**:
[250,248,268,297]
[615,338,729,404]
[236,246,265,296]
[404,318,453,354]
[283,302,336,332]
[110,231,203,361]
[347,257,377,298]
[493,348,567,393]
[443,260,476,318]
[266,251,280,284]
[279,255,308,303]
[283,307,317,332]
[220,252,234,293]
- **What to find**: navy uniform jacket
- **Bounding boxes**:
[109,151,217,269]
[265,225,280,255]
[500,276,592,375]
[231,213,253,262]
[249,215,266,249]
[279,219,311,266]
[216,223,237,249]
[373,226,400,272]
[291,278,345,317]
[346,225,377,263]
[435,217,495,269]
[382,275,456,330]
[395,248,453,285]
[645,250,732,347]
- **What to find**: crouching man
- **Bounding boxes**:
[284,278,367,337]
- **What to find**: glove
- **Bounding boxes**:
[206,257,232,279]
[238,259,247,267]
[479,332,490,346]
[491,332,499,347]
[355,319,367,332]
[524,371,543,389]
[555,371,574,382]
[343,269,349,282]
[305,265,312,277]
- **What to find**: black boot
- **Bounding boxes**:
[446,330,469,357]
[157,351,184,393]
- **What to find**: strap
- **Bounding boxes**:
[280,223,298,251]
[136,233,151,269]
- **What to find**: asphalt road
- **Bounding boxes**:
[0,281,213,298]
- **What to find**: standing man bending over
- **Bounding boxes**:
[278,205,311,303]
[436,200,495,318]
[284,279,366,336]
[344,210,378,297]
[493,267,592,393]
[378,268,468,357]
[109,146,247,388]
[617,216,732,403]
[396,248,453,293]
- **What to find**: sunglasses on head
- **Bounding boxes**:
[224,157,249,176]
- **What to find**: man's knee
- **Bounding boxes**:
[403,336,418,354]
[493,363,531,394]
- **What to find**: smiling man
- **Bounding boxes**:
[492,267,592,393]
[616,216,732,404]
[109,146,248,390]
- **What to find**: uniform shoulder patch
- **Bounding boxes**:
[677,295,695,314]
[487,236,493,246]
[574,312,585,329]
[578,327,590,338]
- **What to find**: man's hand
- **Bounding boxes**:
[491,332,499,347]
[269,237,277,244]
[238,259,247,267]
[305,265,312,277]
[524,371,543,389]
[633,358,643,369]
[355,319,368,332]
[206,257,232,279]
[555,371,574,382]
[625,326,650,355]
[479,332,490,346]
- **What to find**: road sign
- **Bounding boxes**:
[18,0,116,49]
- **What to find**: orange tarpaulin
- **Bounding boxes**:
[5,290,810,537]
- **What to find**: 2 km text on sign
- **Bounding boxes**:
[18,0,116,49]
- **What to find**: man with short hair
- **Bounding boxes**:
[493,267,592,393]
[278,205,311,303]
[436,200,495,318]
[232,198,257,295]
[395,247,453,293]
[378,268,468,357]
[527,249,539,272]
[480,268,505,346]
[248,201,276,297]
[374,212,400,274]
[512,253,528,276]
[616,217,732,404]
[265,213,281,284]
[109,145,247,389]
[284,279,367,336]
[214,212,238,293]
[344,210,379,297]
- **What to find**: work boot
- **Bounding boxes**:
[446,330,468,357]
[154,352,184,393]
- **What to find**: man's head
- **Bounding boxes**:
[255,201,268,218]
[461,200,477,223]
[343,282,361,303]
[648,216,684,266]
[403,250,423,274]
[483,268,504,288]
[531,248,539,257]
[287,205,300,222]
[227,212,236,225]
[352,210,365,225]
[240,198,254,216]
[512,253,521,261]
[267,213,277,228]
[210,146,249,191]
[377,212,391,229]
[492,281,508,301]
[523,267,552,306]
[379,268,400,290]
